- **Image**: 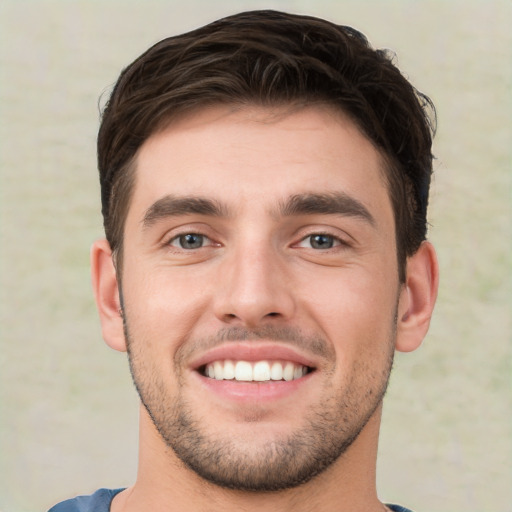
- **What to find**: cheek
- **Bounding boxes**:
[300,267,398,347]
[121,266,211,349]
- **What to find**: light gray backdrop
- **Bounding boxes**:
[0,1,510,511]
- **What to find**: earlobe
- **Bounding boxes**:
[90,239,127,352]
[396,241,439,353]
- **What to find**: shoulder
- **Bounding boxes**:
[48,488,125,512]
[386,505,415,512]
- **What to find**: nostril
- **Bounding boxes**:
[267,312,280,317]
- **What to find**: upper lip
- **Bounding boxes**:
[189,342,319,371]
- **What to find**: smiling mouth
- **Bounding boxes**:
[199,360,314,382]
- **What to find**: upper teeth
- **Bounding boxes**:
[204,360,308,382]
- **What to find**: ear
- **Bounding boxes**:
[395,241,439,353]
[90,239,127,352]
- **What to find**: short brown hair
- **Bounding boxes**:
[97,10,435,280]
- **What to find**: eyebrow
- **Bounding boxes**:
[277,192,375,226]
[141,191,375,229]
[142,195,228,228]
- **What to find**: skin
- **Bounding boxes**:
[92,105,438,512]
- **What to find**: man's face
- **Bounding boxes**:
[119,105,402,490]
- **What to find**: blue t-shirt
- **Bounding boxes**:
[48,488,414,512]
[48,488,124,512]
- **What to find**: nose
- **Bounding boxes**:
[213,241,296,327]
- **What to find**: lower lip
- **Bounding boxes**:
[193,372,314,402]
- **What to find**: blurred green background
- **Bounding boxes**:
[0,1,510,511]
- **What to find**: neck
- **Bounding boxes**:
[112,404,385,512]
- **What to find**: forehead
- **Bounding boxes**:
[129,104,392,221]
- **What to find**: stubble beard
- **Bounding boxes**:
[124,320,396,492]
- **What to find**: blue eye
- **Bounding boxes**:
[296,234,341,250]
[170,233,206,249]
[309,234,335,249]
